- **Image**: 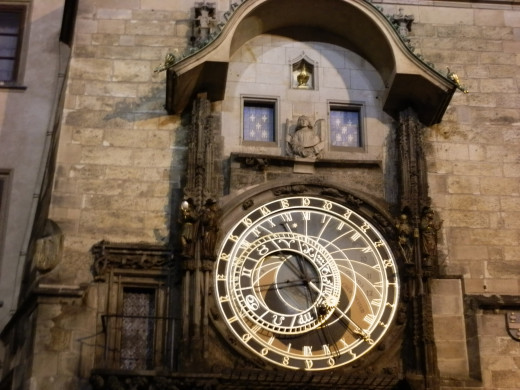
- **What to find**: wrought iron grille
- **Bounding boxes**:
[100,313,175,371]
[120,289,156,370]
[100,287,174,372]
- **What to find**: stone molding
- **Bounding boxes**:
[91,241,173,279]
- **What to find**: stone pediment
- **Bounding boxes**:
[165,0,456,125]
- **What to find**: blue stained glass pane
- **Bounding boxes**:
[330,110,361,147]
[243,105,275,142]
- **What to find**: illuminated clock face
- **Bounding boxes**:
[214,195,399,371]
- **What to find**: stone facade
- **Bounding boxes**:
[1,1,520,390]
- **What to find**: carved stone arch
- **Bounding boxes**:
[165,0,456,125]
[216,178,400,246]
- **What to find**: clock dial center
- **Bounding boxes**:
[267,251,323,313]
[240,233,341,334]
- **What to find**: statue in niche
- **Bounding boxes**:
[180,198,199,258]
[201,198,219,263]
[395,213,413,265]
[420,207,443,268]
[290,55,316,90]
[287,115,324,159]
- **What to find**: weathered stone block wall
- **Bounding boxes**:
[38,3,194,387]
[51,1,193,287]
[406,4,520,293]
[380,2,520,387]
[431,279,469,378]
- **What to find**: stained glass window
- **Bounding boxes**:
[330,108,361,148]
[243,102,275,142]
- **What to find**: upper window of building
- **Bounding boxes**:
[0,5,26,84]
[329,103,364,150]
[242,98,277,144]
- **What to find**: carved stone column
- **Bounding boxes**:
[179,93,223,368]
[397,108,441,389]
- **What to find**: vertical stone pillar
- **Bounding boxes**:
[397,108,441,389]
[178,93,222,368]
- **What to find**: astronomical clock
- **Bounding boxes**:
[210,183,405,379]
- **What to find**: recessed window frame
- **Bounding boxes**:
[241,96,279,147]
[98,271,174,371]
[328,101,366,152]
[0,4,28,87]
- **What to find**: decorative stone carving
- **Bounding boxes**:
[271,184,306,196]
[507,312,520,342]
[396,108,440,388]
[89,369,400,390]
[201,198,219,266]
[91,241,173,279]
[34,219,63,273]
[286,116,324,159]
[178,94,223,367]
[390,8,414,37]
[420,207,443,271]
[244,157,268,171]
[395,213,413,265]
[179,198,199,259]
[193,2,218,46]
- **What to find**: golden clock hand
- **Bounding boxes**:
[253,279,307,291]
[332,308,374,344]
[308,281,336,306]
[308,282,372,343]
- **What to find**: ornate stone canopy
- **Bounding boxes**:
[165,0,456,125]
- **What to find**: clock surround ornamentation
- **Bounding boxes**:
[213,185,401,371]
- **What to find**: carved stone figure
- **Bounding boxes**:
[201,198,219,262]
[180,198,199,258]
[287,115,324,159]
[34,219,64,273]
[194,4,217,44]
[390,8,414,37]
[396,213,413,264]
[420,207,442,268]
